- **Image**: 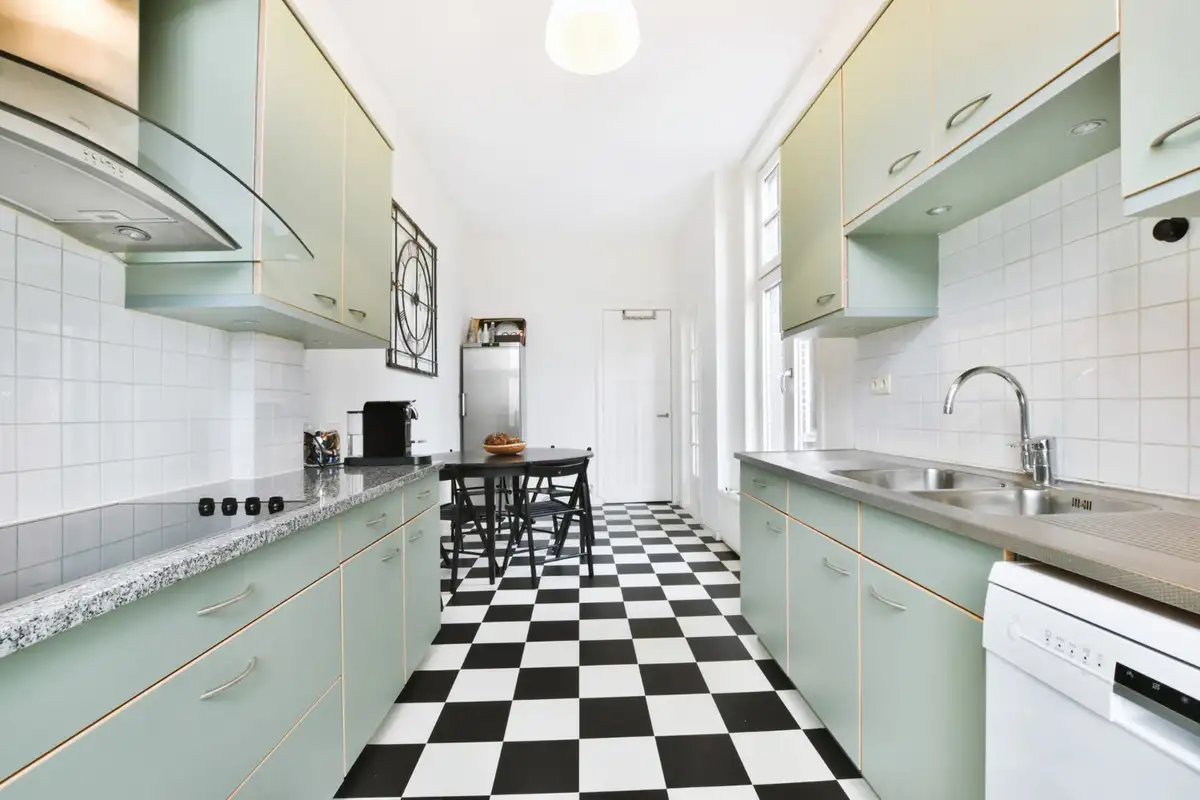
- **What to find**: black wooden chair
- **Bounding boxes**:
[440,462,524,593]
[501,457,594,586]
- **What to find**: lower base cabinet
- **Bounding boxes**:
[860,560,985,800]
[740,497,789,665]
[404,507,441,681]
[232,680,345,800]
[788,522,861,765]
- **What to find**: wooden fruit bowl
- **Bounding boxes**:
[483,442,527,455]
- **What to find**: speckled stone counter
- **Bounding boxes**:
[0,464,439,658]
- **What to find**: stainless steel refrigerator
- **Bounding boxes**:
[460,343,525,449]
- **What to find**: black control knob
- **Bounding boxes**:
[221,497,238,516]
[267,496,285,514]
[1152,217,1190,243]
[244,496,262,515]
[198,497,215,517]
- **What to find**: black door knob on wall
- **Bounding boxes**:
[1152,218,1190,243]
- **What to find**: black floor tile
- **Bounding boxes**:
[514,666,580,699]
[756,783,850,799]
[434,622,480,644]
[726,615,754,635]
[428,701,511,743]
[397,670,457,703]
[580,601,628,619]
[580,696,654,738]
[580,574,622,587]
[806,728,862,779]
[335,744,423,797]
[656,734,750,788]
[543,563,581,576]
[527,620,580,641]
[658,573,700,586]
[670,599,721,616]
[537,588,580,603]
[613,545,646,555]
[757,657,793,690]
[581,791,669,800]
[629,618,684,639]
[639,662,709,695]
[647,552,684,563]
[462,642,526,669]
[706,583,741,598]
[621,586,667,602]
[580,638,638,665]
[448,590,494,606]
[690,561,732,573]
[616,563,655,574]
[499,576,539,590]
[491,740,580,794]
[484,604,535,622]
[688,636,752,662]
[712,692,801,733]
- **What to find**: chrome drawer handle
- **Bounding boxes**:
[199,657,257,700]
[1151,111,1200,148]
[312,292,337,306]
[416,489,432,500]
[822,558,851,577]
[195,584,254,617]
[945,92,992,130]
[887,149,921,176]
[348,308,367,318]
[381,548,401,563]
[816,293,836,305]
[365,514,388,527]
[869,586,908,612]
[765,522,784,534]
[408,529,425,542]
[750,478,768,488]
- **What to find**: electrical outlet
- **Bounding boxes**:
[870,375,892,395]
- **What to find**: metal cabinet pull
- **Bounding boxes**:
[381,548,401,563]
[348,308,366,318]
[416,489,432,500]
[408,529,425,542]
[765,521,784,534]
[751,478,768,487]
[869,586,908,612]
[822,558,851,577]
[312,292,337,306]
[656,412,671,418]
[816,293,836,305]
[365,514,388,527]
[199,657,257,700]
[1151,111,1200,148]
[195,584,254,617]
[945,92,992,130]
[887,149,921,176]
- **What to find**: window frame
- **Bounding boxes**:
[758,154,782,275]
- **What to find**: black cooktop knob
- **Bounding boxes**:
[198,497,215,517]
[221,497,239,516]
[244,496,262,516]
[267,496,285,514]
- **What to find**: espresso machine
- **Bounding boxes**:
[344,400,433,467]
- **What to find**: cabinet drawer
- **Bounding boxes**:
[232,680,344,800]
[341,491,405,560]
[0,574,343,800]
[860,506,1000,616]
[404,473,439,521]
[741,464,787,511]
[788,481,858,549]
[0,519,337,783]
[740,497,788,666]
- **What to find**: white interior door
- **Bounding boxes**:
[600,309,672,503]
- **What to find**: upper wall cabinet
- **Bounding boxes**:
[342,99,396,341]
[1121,0,1200,217]
[842,0,933,224]
[931,0,1117,158]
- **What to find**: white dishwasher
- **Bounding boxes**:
[984,562,1200,799]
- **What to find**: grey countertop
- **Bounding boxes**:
[737,450,1200,615]
[0,464,440,659]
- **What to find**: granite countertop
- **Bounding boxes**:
[737,449,1200,615]
[0,464,440,659]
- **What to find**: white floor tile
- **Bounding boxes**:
[504,698,580,741]
[441,604,489,623]
[521,640,580,667]
[778,689,824,729]
[369,701,442,745]
[732,730,834,784]
[618,573,664,587]
[652,561,691,573]
[698,660,773,694]
[634,637,695,664]
[446,668,519,702]
[662,584,712,601]
[740,635,770,660]
[420,643,471,671]
[579,736,666,793]
[668,787,759,799]
[537,575,579,589]
[491,590,539,605]
[403,741,503,797]
[646,693,727,736]
[579,664,645,698]
[625,600,674,618]
[473,621,531,643]
[580,618,632,640]
[681,551,719,562]
[840,778,881,800]
[580,586,624,603]
[714,597,741,615]
[532,601,581,621]
[696,571,739,585]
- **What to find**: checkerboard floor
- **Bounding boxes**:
[335,503,877,799]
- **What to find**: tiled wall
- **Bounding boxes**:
[231,332,306,479]
[853,150,1200,498]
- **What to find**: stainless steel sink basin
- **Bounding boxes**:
[831,467,1009,492]
[908,487,1156,516]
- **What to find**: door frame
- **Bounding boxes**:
[596,308,674,504]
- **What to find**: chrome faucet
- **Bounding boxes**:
[943,366,1055,486]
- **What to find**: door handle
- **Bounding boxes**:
[822,558,851,577]
[945,93,992,130]
[887,149,922,176]
[816,293,835,305]
[381,548,401,563]
[195,584,254,617]
[348,308,367,318]
[312,292,337,306]
[869,586,908,612]
[199,658,257,700]
[765,521,784,534]
[657,413,670,418]
[1151,111,1200,148]
[780,368,793,395]
[408,529,425,542]
[365,514,388,527]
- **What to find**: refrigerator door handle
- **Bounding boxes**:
[460,392,467,418]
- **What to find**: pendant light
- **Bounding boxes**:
[546,0,641,76]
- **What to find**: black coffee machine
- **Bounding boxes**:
[344,400,433,467]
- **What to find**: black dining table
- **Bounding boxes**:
[432,448,593,582]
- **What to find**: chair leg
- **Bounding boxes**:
[527,515,537,587]
[501,519,522,574]
[450,523,461,595]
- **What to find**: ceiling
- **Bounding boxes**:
[338,0,837,236]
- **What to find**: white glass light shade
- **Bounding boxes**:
[545,0,640,76]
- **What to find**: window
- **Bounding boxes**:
[761,281,785,450]
[759,157,781,273]
[689,323,701,479]
[759,270,816,450]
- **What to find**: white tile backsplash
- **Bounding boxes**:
[851,150,1200,498]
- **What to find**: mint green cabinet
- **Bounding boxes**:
[343,528,406,767]
[739,497,788,666]
[788,480,858,549]
[232,681,345,800]
[341,98,393,341]
[341,490,405,561]
[788,522,860,766]
[742,464,787,512]
[404,473,440,522]
[0,574,342,800]
[860,559,985,800]
[404,507,442,680]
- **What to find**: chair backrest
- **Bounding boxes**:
[526,457,589,481]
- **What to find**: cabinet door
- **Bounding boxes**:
[232,682,344,800]
[1122,0,1200,199]
[788,522,860,766]
[780,74,844,332]
[342,98,394,340]
[931,0,1117,157]
[860,560,985,800]
[259,0,347,319]
[404,507,442,680]
[843,0,933,222]
[739,497,788,666]
[343,529,406,767]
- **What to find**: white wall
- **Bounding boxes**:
[853,150,1200,498]
[462,232,676,493]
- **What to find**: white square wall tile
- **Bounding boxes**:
[1142,303,1188,352]
[1031,211,1062,255]
[62,381,100,423]
[1062,160,1099,204]
[0,328,12,376]
[1141,351,1188,398]
[1062,236,1098,283]
[1030,248,1063,290]
[1098,311,1139,357]
[17,467,62,519]
[0,424,12,472]
[1141,444,1189,495]
[61,252,100,300]
[1098,266,1138,315]
[1099,222,1139,273]
[1096,150,1121,189]
[1060,438,1098,481]
[99,259,124,306]
[61,295,100,341]
[1061,278,1097,322]
[1062,318,1097,360]
[16,238,61,291]
[1097,185,1125,233]
[1063,196,1099,244]
[16,331,60,378]
[16,377,60,423]
[1140,399,1189,446]
[1098,355,1139,399]
[1140,254,1188,308]
[0,232,13,281]
[1001,195,1031,230]
[1003,225,1031,264]
[16,424,60,471]
[0,279,13,328]
[62,423,100,466]
[1063,399,1098,439]
[1099,399,1139,442]
[99,305,133,345]
[1098,441,1139,488]
[1029,178,1061,219]
[15,284,60,335]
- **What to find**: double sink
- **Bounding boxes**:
[830,467,1155,517]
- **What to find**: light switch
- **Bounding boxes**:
[870,375,892,395]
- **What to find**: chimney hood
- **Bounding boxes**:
[0,52,312,262]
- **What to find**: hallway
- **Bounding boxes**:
[335,504,874,799]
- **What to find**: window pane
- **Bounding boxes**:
[761,216,780,266]
[762,283,784,449]
[761,165,780,219]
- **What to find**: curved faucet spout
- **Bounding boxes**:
[942,366,1030,442]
